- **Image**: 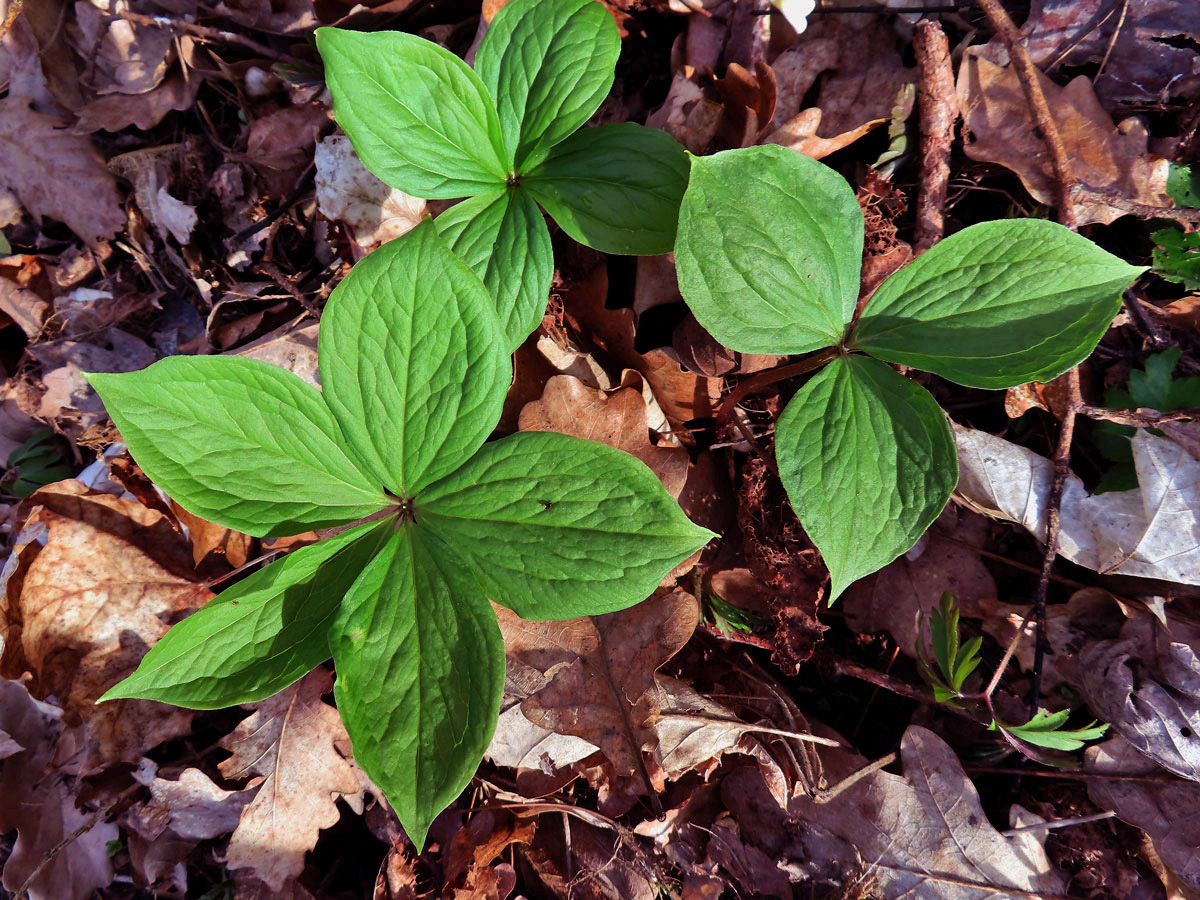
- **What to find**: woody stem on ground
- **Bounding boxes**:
[975,0,1078,229]
[715,347,840,429]
[913,19,957,254]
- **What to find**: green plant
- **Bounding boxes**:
[918,593,1108,756]
[674,145,1144,599]
[1092,348,1200,491]
[2,430,74,498]
[316,0,689,351]
[1149,162,1200,289]
[88,221,713,847]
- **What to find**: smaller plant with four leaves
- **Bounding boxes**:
[317,0,689,350]
[673,144,1144,600]
[90,222,713,847]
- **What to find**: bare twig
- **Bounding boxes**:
[975,0,1078,227]
[1002,809,1117,837]
[1077,403,1199,428]
[715,348,839,428]
[1029,367,1083,708]
[913,19,957,253]
[1074,185,1200,224]
[109,10,296,63]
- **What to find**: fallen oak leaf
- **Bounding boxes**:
[218,669,366,891]
[0,96,124,247]
[502,591,699,791]
[793,726,1068,898]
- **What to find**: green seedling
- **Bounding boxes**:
[1092,348,1200,492]
[1149,162,1200,289]
[316,0,689,350]
[89,221,713,848]
[2,430,74,498]
[919,593,1108,757]
[674,145,1144,599]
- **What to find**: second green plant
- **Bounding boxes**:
[674,145,1143,599]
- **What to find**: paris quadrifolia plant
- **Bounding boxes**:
[673,144,1144,600]
[89,222,713,847]
[316,0,689,350]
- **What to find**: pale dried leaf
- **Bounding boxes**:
[0,97,123,246]
[315,134,425,250]
[219,669,365,891]
[954,423,1200,585]
[1086,735,1200,890]
[793,726,1066,898]
[1,481,206,770]
[502,592,699,784]
[1071,614,1200,782]
[0,278,48,338]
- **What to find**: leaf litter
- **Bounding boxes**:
[3,0,1200,897]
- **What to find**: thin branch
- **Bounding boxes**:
[108,10,297,64]
[975,0,1078,227]
[1074,185,1200,224]
[913,19,957,253]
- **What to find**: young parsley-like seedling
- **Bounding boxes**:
[674,145,1144,599]
[316,0,689,351]
[88,221,713,847]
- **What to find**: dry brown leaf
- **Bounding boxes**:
[500,592,698,789]
[519,374,688,497]
[958,51,1169,226]
[0,679,118,900]
[1,481,207,771]
[315,134,425,251]
[27,326,155,424]
[242,103,330,195]
[73,4,174,96]
[1086,735,1200,891]
[844,506,996,657]
[0,276,48,338]
[796,16,915,138]
[219,669,366,891]
[793,725,1067,898]
[764,109,886,160]
[75,68,203,134]
[235,319,320,386]
[0,97,123,247]
[524,817,657,900]
[170,500,252,569]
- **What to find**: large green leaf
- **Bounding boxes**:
[674,145,862,355]
[416,431,714,619]
[320,220,511,498]
[852,219,1143,389]
[774,356,956,601]
[476,0,619,170]
[99,519,394,709]
[330,525,503,849]
[316,27,509,198]
[436,188,552,350]
[87,357,387,537]
[523,123,688,255]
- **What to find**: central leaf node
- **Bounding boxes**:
[506,172,522,189]
[397,497,417,524]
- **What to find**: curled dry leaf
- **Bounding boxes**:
[954,423,1200,585]
[0,679,118,900]
[73,4,174,96]
[123,766,253,889]
[793,726,1067,898]
[519,374,689,497]
[957,51,1169,226]
[0,97,124,247]
[218,669,366,891]
[1086,735,1200,890]
[1068,613,1200,782]
[0,480,207,771]
[315,134,426,251]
